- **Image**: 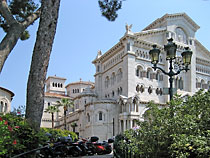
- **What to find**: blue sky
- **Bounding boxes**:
[0,0,210,109]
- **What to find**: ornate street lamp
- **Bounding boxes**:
[149,38,193,100]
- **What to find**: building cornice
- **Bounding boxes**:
[143,13,200,31]
[134,39,164,52]
[45,76,66,83]
[135,27,166,37]
[0,87,14,97]
[196,58,210,66]
[65,81,94,88]
[73,93,97,100]
[92,41,125,64]
[45,92,71,99]
[84,100,117,107]
[195,39,210,58]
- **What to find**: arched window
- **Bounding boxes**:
[60,84,63,88]
[111,72,116,85]
[119,87,123,95]
[156,88,159,95]
[55,83,57,87]
[148,86,152,94]
[99,112,103,121]
[159,88,163,95]
[52,82,55,87]
[73,89,75,93]
[4,103,7,112]
[0,101,3,112]
[201,80,205,89]
[112,91,115,97]
[117,68,123,82]
[147,68,152,79]
[105,76,110,88]
[58,83,60,87]
[136,66,143,77]
[156,70,161,81]
[87,113,90,122]
[175,27,188,44]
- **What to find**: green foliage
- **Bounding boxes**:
[0,112,78,157]
[0,0,39,39]
[56,98,73,111]
[20,30,30,40]
[115,90,210,158]
[40,127,78,141]
[0,113,44,157]
[98,0,124,21]
[9,0,38,21]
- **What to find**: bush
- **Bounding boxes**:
[0,112,78,157]
[115,90,210,158]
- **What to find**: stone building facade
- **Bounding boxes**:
[42,13,210,141]
[0,87,14,114]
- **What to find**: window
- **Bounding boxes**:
[175,27,187,44]
[201,80,205,89]
[111,72,116,85]
[4,103,7,112]
[136,66,143,77]
[0,101,3,112]
[147,69,152,79]
[99,112,103,121]
[127,43,130,51]
[117,68,123,82]
[97,65,100,72]
[87,113,90,122]
[148,86,152,94]
[48,102,50,107]
[112,91,115,97]
[118,87,123,95]
[105,76,110,88]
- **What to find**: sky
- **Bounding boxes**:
[0,0,210,110]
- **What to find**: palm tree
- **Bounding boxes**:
[44,105,60,129]
[71,122,78,133]
[56,98,74,130]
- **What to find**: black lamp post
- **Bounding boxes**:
[149,38,193,101]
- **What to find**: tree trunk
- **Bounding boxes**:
[0,24,24,73]
[64,108,67,130]
[26,0,61,131]
[52,113,54,129]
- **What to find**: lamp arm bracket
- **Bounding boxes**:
[152,66,169,76]
[174,68,189,75]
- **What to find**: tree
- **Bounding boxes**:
[115,90,210,158]
[25,0,125,132]
[56,98,74,130]
[44,105,60,129]
[71,122,78,133]
[0,0,124,132]
[25,0,61,131]
[0,0,124,74]
[0,0,40,73]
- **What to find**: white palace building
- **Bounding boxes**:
[41,13,210,141]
